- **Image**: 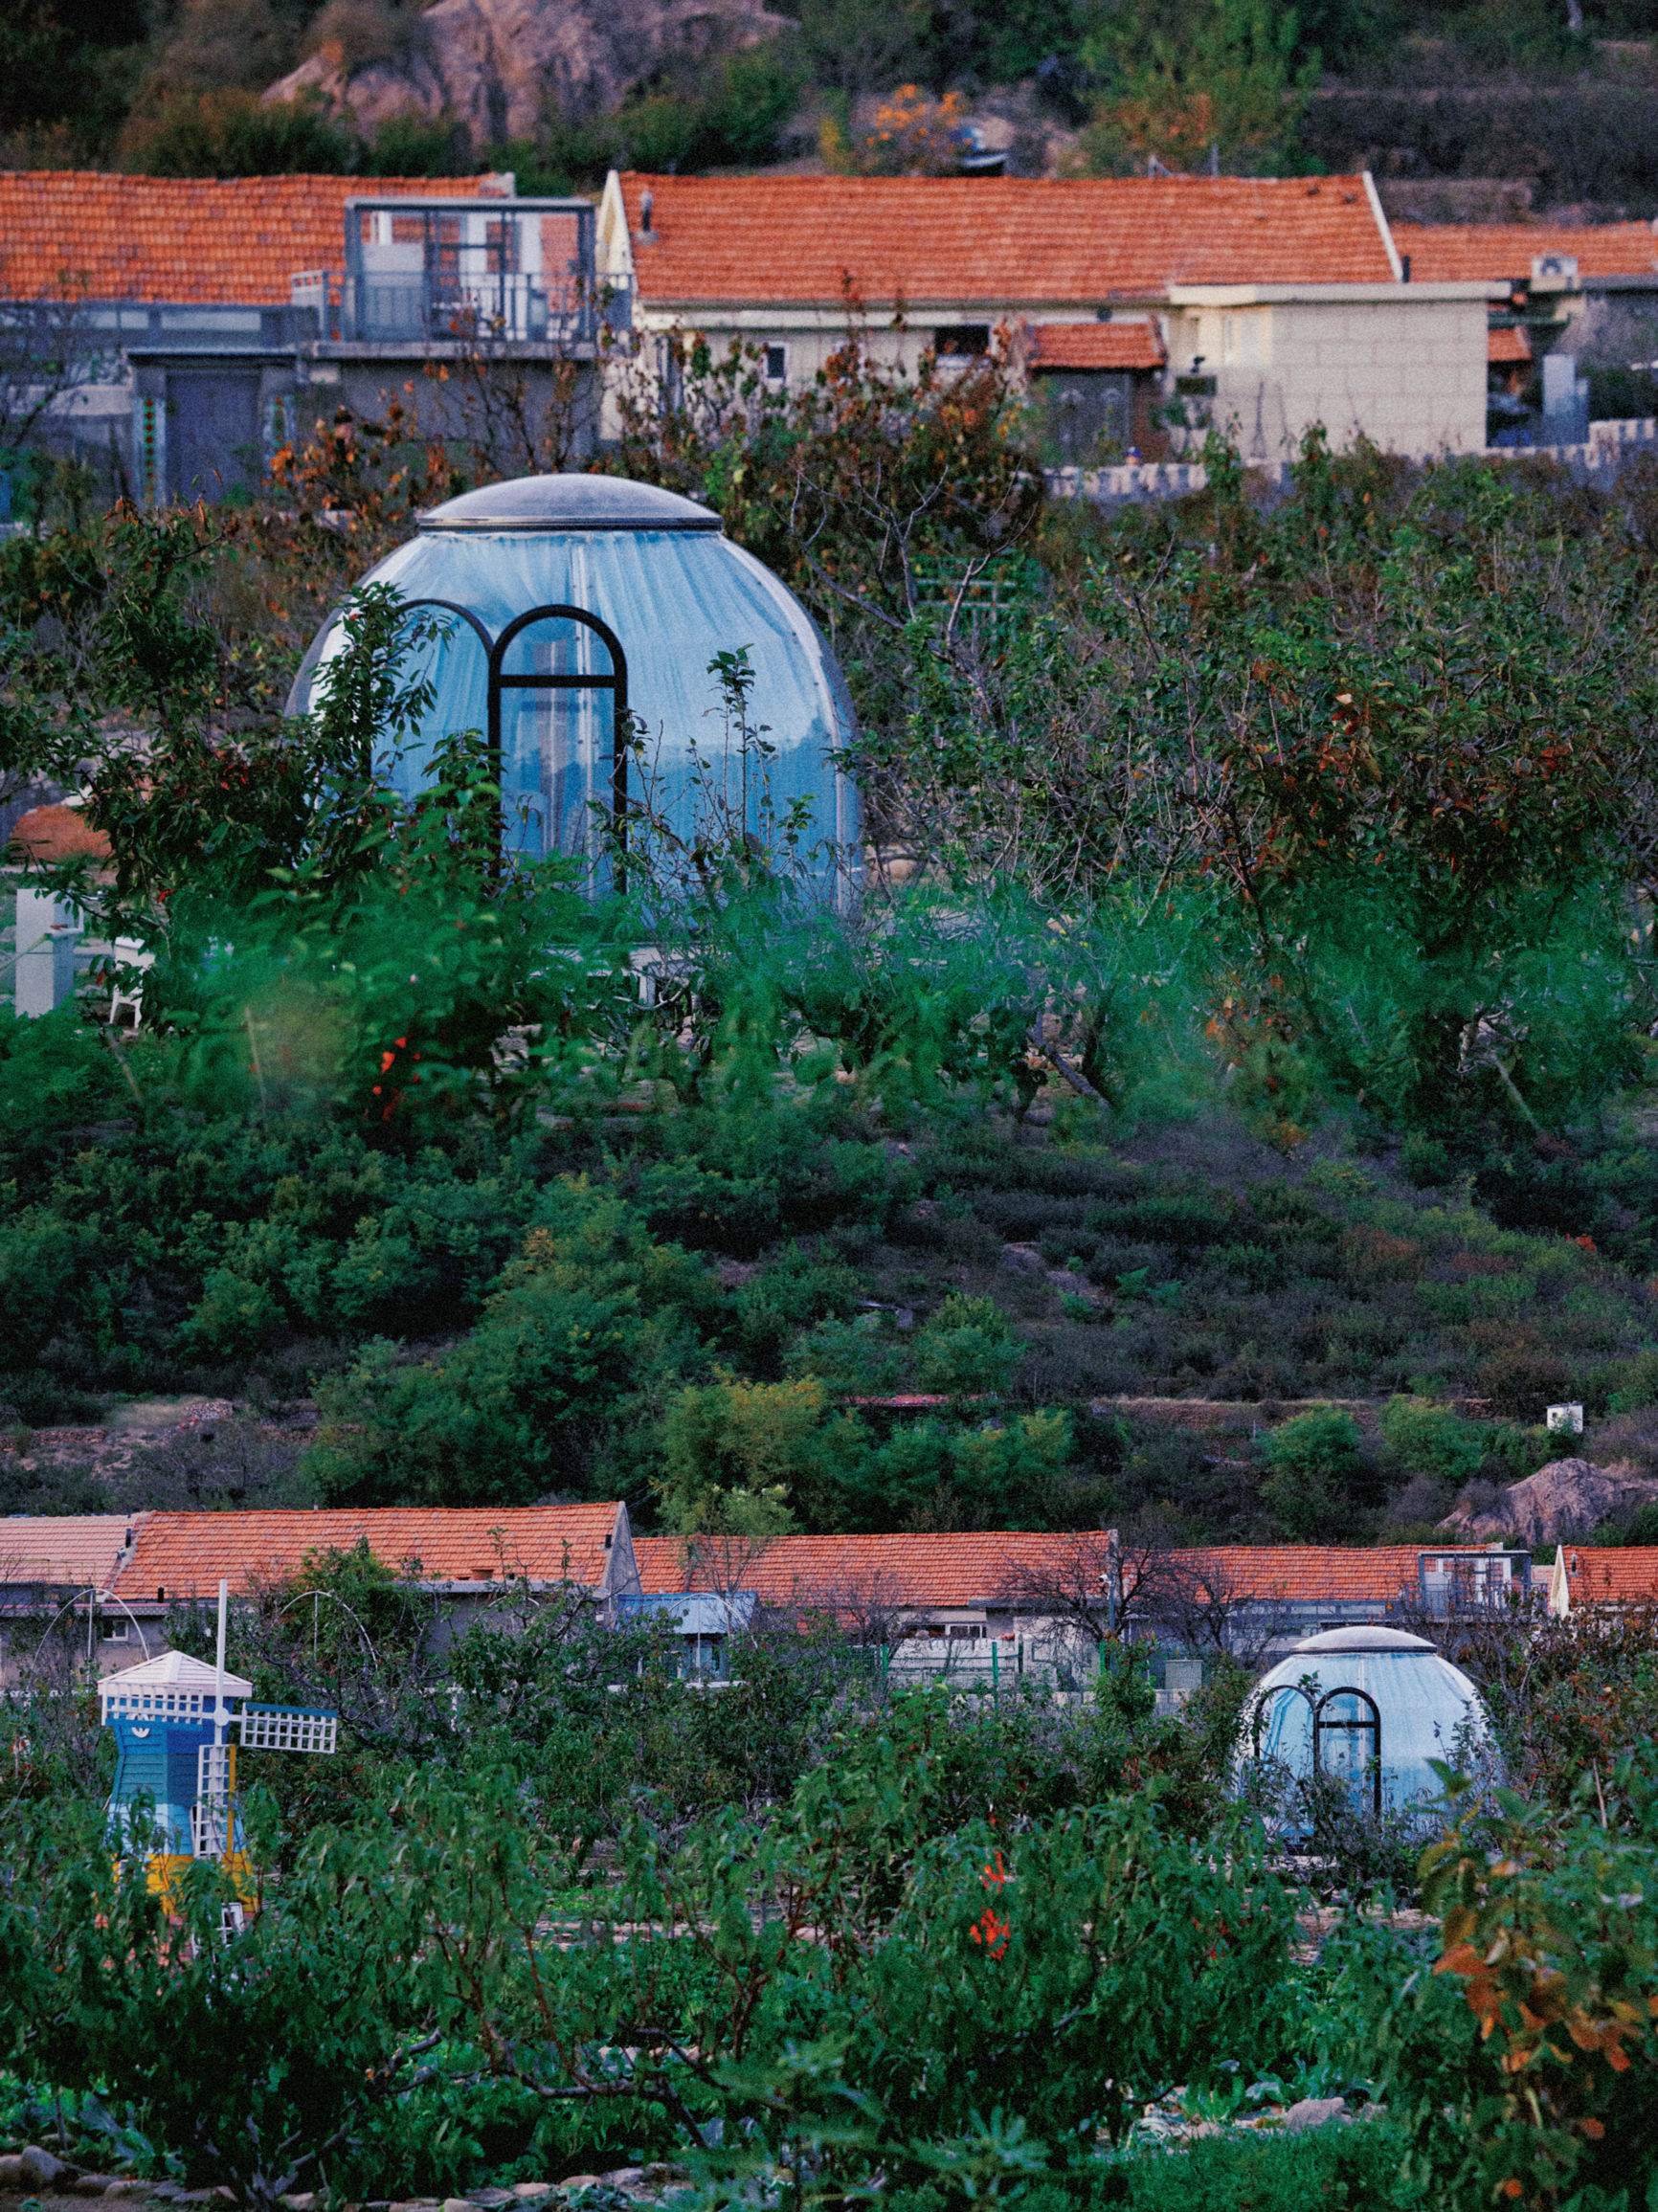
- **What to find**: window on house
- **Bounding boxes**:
[103,1618,131,1642]
[1221,311,1265,368]
[934,325,990,358]
[765,343,787,382]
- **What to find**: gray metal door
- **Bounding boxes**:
[168,368,261,503]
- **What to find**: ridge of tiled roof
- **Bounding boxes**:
[110,1506,625,1599]
[0,1514,144,1591]
[1394,220,1658,283]
[617,171,1398,308]
[1028,319,1167,370]
[0,171,500,307]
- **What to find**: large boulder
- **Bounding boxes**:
[264,0,786,147]
[1439,1457,1658,1546]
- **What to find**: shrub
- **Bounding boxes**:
[786,1313,907,1396]
[1258,1407,1364,1538]
[1474,1345,1575,1420]
[1263,1406,1363,1482]
[657,1373,822,1531]
[1379,1396,1490,1486]
[1086,2109,1423,2209]
[1331,1783,1658,2211]
[303,1182,717,1505]
[122,89,356,176]
[1261,1461,1349,1540]
[732,1242,866,1374]
[0,1005,127,1159]
[1400,1133,1452,1187]
[913,1292,1019,1396]
[1607,1347,1658,1415]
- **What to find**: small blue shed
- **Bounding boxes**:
[616,1589,757,1676]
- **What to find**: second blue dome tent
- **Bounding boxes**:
[287,474,861,900]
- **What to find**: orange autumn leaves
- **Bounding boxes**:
[1426,1820,1658,2201]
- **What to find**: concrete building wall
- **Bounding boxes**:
[1166,289,1490,459]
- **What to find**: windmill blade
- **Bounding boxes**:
[236,1705,338,1754]
[193,1742,231,1856]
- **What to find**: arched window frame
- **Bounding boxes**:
[1312,1684,1382,1819]
[1248,1681,1315,1763]
[386,598,631,882]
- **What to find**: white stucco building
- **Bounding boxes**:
[597,169,1503,462]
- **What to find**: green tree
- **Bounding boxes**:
[1080,0,1318,175]
[913,1291,1020,1396]
[122,89,357,176]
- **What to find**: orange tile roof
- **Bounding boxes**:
[634,1531,1107,1608]
[633,1533,1426,1610]
[1029,319,1167,369]
[0,1515,143,1592]
[1173,1546,1423,1604]
[1394,221,1658,284]
[1561,1547,1658,1604]
[111,1506,626,1599]
[618,172,1397,309]
[1489,324,1533,366]
[0,171,499,305]
[10,802,112,864]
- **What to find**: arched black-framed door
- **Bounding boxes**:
[487,603,629,878]
[1312,1685,1382,1819]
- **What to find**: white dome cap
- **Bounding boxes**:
[1290,1625,1436,1655]
[417,473,722,533]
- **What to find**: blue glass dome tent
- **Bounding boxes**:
[1238,1624,1494,1821]
[287,475,860,896]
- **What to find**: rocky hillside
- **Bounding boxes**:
[263,0,788,150]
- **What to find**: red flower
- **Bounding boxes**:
[970,1906,1011,1960]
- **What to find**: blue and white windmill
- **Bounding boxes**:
[101,1578,337,1901]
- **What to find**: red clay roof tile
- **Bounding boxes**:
[632,1534,1428,1609]
[618,172,1397,309]
[0,1516,141,1591]
[1394,221,1658,283]
[1562,1547,1658,1602]
[1029,319,1167,369]
[110,1506,624,1598]
[1489,324,1533,365]
[10,802,112,864]
[0,172,498,306]
[1171,1545,1423,1604]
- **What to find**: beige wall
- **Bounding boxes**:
[1166,293,1490,459]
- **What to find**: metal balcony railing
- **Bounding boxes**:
[293,197,599,348]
